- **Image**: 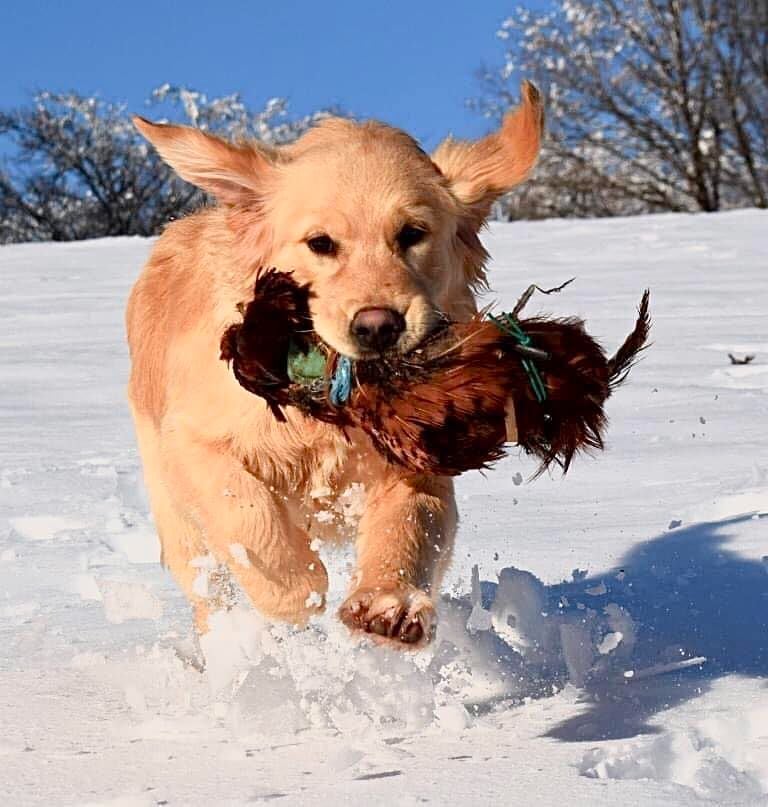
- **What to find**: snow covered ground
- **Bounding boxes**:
[1,209,766,806]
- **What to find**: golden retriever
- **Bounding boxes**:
[127,82,542,646]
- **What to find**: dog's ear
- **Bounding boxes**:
[432,81,543,225]
[133,116,276,206]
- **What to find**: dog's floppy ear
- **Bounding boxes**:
[432,81,543,225]
[133,116,276,206]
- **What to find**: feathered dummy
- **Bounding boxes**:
[221,269,650,477]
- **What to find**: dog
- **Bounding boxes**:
[127,81,543,646]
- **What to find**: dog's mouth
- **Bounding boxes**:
[351,343,406,361]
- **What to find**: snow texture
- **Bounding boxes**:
[1,210,767,805]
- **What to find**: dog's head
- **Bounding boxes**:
[134,82,542,358]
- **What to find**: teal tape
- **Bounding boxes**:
[489,312,548,404]
[329,355,353,406]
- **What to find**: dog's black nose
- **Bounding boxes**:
[351,307,405,352]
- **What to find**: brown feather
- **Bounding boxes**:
[608,289,652,388]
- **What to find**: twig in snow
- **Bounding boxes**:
[728,353,755,365]
[623,656,707,681]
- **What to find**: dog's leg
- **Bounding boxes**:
[159,428,329,628]
[339,474,457,646]
[132,410,221,633]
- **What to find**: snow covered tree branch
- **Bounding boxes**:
[0,89,337,243]
[473,0,768,219]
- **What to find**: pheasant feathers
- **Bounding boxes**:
[221,269,650,476]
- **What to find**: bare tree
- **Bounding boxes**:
[474,0,768,218]
[0,89,335,243]
[0,92,197,242]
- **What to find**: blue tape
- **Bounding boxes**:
[329,355,353,406]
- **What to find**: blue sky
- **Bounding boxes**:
[2,1,542,150]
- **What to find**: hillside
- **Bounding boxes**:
[1,210,766,806]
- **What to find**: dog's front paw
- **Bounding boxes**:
[339,585,436,647]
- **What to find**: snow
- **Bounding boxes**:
[1,209,767,806]
[10,514,88,541]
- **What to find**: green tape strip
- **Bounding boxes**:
[489,312,548,404]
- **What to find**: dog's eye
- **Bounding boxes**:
[397,224,427,251]
[306,234,337,256]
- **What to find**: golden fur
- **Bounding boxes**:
[126,81,543,645]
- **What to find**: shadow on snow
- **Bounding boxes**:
[441,514,768,742]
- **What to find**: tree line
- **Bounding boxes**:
[0,87,331,243]
[1,0,765,242]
